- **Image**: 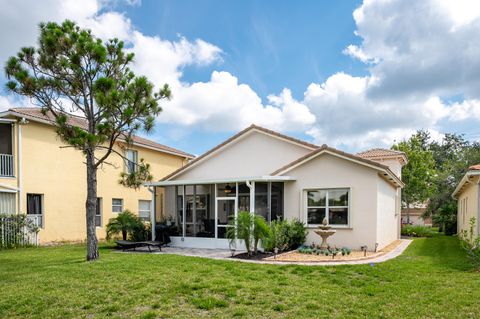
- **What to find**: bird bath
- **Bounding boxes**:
[314,217,336,250]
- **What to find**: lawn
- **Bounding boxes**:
[0,236,479,319]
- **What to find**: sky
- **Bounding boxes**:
[1,0,480,155]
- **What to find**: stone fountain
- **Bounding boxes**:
[314,217,336,250]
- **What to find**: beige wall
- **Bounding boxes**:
[457,179,479,237]
[376,176,399,249]
[283,153,381,251]
[176,130,313,180]
[16,121,186,243]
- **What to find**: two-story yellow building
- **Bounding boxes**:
[0,107,193,243]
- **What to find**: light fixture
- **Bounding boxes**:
[224,184,232,194]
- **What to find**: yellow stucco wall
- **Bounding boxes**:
[13,120,186,243]
[457,177,479,237]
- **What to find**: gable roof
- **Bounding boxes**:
[0,108,194,159]
[452,164,480,199]
[272,144,404,188]
[357,148,408,165]
[162,124,319,181]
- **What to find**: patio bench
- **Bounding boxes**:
[115,240,163,252]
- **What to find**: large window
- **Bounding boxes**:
[138,200,151,221]
[112,198,123,213]
[306,189,349,226]
[0,192,16,214]
[125,149,138,174]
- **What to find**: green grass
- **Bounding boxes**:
[0,236,479,318]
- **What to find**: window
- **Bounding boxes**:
[306,189,349,226]
[27,193,43,228]
[138,200,151,221]
[112,198,123,213]
[125,150,138,174]
[0,192,16,214]
[95,198,102,227]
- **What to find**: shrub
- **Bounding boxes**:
[460,217,480,268]
[0,214,39,249]
[401,225,436,237]
[106,210,148,241]
[227,211,270,255]
[263,219,307,252]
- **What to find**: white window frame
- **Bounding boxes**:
[26,193,44,228]
[125,149,138,174]
[138,199,151,222]
[112,198,123,213]
[95,197,103,227]
[304,188,351,228]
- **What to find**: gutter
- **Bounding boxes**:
[148,186,156,240]
[452,170,480,199]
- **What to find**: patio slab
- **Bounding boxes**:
[123,239,413,266]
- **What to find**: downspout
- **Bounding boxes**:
[245,180,255,215]
[17,119,25,214]
[148,186,156,241]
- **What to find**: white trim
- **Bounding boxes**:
[452,171,480,198]
[274,149,404,187]
[0,118,16,123]
[0,183,19,192]
[147,175,295,187]
[163,128,316,180]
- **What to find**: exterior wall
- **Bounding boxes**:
[376,176,399,250]
[457,180,479,237]
[19,121,186,243]
[283,153,381,251]
[176,130,313,180]
[372,158,403,178]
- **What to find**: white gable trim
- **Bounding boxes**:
[165,128,317,181]
[274,149,404,187]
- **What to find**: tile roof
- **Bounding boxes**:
[356,148,406,159]
[3,107,194,158]
[469,164,480,170]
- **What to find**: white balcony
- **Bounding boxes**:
[0,154,14,177]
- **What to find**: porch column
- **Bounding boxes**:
[150,186,156,240]
[246,180,255,215]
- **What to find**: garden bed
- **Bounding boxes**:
[260,240,402,263]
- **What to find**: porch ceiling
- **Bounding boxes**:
[145,175,295,187]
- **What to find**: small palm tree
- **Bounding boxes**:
[253,215,270,254]
[106,210,142,240]
[227,211,253,255]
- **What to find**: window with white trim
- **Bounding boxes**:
[138,200,151,221]
[306,188,349,226]
[125,150,138,174]
[95,198,102,227]
[112,198,123,213]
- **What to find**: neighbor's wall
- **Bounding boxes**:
[283,153,380,251]
[20,121,186,243]
[0,121,19,206]
[376,176,399,250]
[175,130,313,180]
[457,179,479,237]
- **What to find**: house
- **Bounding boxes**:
[400,203,432,226]
[0,108,193,243]
[452,164,480,237]
[147,125,406,251]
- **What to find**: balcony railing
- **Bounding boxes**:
[0,154,14,177]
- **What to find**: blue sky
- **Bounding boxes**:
[2,0,480,156]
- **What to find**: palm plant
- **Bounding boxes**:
[106,210,144,240]
[253,215,270,254]
[227,211,253,255]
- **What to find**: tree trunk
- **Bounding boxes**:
[86,150,99,261]
[122,230,127,240]
[406,201,411,224]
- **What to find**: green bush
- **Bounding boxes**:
[460,217,480,269]
[106,210,148,241]
[263,219,307,252]
[0,214,39,249]
[401,225,436,237]
[227,211,270,255]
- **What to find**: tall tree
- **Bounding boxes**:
[392,131,436,223]
[5,20,170,261]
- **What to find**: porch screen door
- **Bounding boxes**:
[216,198,236,239]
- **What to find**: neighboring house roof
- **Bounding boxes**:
[272,144,404,188]
[452,164,480,198]
[0,107,194,159]
[161,124,319,181]
[357,148,408,166]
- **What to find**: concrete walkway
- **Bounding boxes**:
[128,239,412,266]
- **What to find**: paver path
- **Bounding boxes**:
[127,239,413,266]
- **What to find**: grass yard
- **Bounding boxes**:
[0,236,479,319]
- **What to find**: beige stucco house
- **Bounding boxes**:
[452,164,480,237]
[148,125,407,251]
[0,108,193,243]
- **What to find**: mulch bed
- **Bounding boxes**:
[231,251,275,260]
